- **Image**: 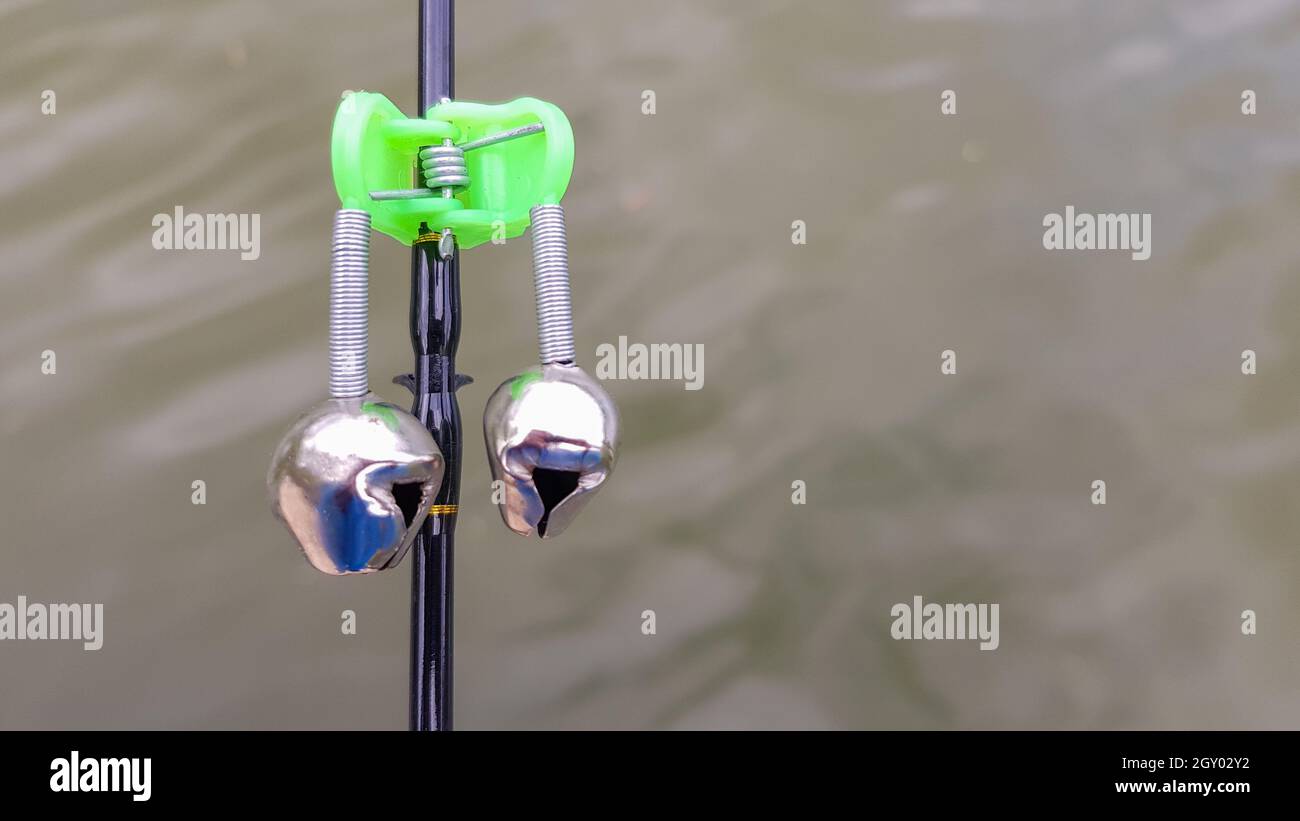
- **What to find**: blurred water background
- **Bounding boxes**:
[2,0,1299,728]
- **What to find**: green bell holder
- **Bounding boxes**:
[331,91,575,250]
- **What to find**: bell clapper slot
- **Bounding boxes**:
[531,468,581,537]
[392,481,427,531]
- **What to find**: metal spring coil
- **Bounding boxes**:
[330,209,370,399]
[529,204,576,365]
[419,142,469,190]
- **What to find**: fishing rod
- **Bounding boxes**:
[266,0,619,732]
[409,0,457,732]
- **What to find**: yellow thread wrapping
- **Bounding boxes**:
[428,504,458,516]
[414,231,443,244]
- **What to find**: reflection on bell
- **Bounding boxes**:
[268,395,444,574]
[483,363,619,538]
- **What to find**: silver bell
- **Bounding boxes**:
[268,209,444,574]
[268,395,444,574]
[484,363,618,538]
[484,204,620,538]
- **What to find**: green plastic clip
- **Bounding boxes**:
[330,91,574,250]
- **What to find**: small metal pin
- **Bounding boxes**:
[438,229,455,260]
[456,122,544,153]
[373,189,444,201]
